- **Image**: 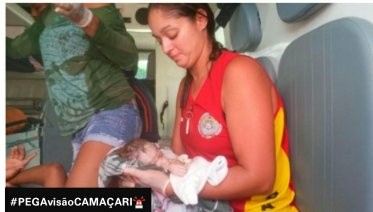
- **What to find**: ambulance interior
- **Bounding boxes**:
[5,3,373,211]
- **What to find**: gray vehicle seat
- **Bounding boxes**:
[229,3,262,52]
[256,56,277,84]
[276,3,328,23]
[43,101,73,171]
[277,17,373,212]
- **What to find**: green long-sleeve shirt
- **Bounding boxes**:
[7,4,139,136]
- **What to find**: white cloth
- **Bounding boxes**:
[169,156,228,205]
[98,146,138,187]
[98,145,190,187]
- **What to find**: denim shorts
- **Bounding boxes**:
[71,101,142,161]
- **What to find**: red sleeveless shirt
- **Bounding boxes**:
[180,51,297,211]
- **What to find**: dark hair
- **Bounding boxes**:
[148,3,224,108]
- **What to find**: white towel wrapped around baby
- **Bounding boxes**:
[169,155,228,205]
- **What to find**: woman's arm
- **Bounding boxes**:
[7,163,67,187]
[199,55,276,200]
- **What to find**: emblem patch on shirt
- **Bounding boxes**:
[198,113,222,139]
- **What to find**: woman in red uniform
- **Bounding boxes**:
[125,4,297,211]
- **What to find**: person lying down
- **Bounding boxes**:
[98,138,228,205]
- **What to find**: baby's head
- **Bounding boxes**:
[116,138,162,166]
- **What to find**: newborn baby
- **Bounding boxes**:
[99,138,228,205]
[98,138,190,187]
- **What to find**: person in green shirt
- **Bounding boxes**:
[6,3,142,187]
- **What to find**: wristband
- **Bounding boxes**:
[78,9,93,28]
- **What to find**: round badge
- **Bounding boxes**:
[198,112,222,139]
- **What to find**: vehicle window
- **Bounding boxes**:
[135,51,153,80]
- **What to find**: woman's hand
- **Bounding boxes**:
[124,168,170,195]
[6,145,37,180]
[117,175,136,188]
[164,159,189,176]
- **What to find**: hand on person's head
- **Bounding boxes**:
[54,3,93,27]
[124,168,170,195]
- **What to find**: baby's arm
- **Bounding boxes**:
[156,150,190,176]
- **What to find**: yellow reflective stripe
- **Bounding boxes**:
[274,108,285,155]
[243,107,297,211]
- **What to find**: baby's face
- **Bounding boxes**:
[137,143,159,165]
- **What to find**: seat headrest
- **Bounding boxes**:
[229,3,262,52]
[276,3,328,23]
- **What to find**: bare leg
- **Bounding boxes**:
[7,163,67,187]
[65,141,112,187]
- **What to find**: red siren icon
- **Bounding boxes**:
[133,196,145,209]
